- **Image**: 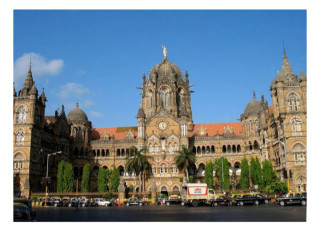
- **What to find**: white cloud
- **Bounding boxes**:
[90,111,103,118]
[82,100,94,107]
[58,82,89,99]
[14,52,63,86]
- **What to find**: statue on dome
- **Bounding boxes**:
[162,44,167,59]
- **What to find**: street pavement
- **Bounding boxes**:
[33,204,306,222]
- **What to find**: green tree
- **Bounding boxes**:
[125,146,151,193]
[57,160,65,193]
[261,160,277,188]
[63,162,74,193]
[98,168,109,193]
[110,168,120,192]
[81,163,90,193]
[239,158,250,189]
[214,157,230,191]
[204,161,214,189]
[250,157,262,188]
[174,145,196,181]
[266,181,288,194]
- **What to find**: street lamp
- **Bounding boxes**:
[44,150,62,206]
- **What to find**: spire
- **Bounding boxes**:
[20,64,34,96]
[29,82,38,96]
[13,82,17,97]
[300,70,306,81]
[281,47,294,76]
[40,88,47,104]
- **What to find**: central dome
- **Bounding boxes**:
[67,103,88,123]
[244,98,262,116]
[148,58,183,80]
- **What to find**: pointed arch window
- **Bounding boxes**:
[16,105,28,124]
[287,92,300,112]
[15,129,25,145]
[293,143,306,165]
[146,90,153,109]
[290,117,303,136]
[160,86,170,107]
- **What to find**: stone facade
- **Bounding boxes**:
[13,48,307,197]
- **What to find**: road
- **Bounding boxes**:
[33,204,306,222]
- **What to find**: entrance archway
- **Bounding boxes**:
[161,186,168,196]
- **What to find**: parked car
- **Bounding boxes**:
[211,195,233,207]
[124,198,147,206]
[14,198,36,221]
[276,192,307,206]
[254,194,272,204]
[46,197,63,207]
[95,198,112,207]
[233,194,264,206]
[165,195,183,206]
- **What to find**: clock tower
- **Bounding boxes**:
[136,46,194,192]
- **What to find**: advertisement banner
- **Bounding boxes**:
[188,186,208,195]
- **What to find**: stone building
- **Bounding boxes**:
[13,48,307,197]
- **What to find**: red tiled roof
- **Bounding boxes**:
[189,122,243,137]
[91,126,138,140]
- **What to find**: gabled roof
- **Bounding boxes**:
[189,122,243,137]
[91,126,138,141]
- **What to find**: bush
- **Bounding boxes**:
[266,181,288,194]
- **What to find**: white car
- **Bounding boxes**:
[95,198,112,207]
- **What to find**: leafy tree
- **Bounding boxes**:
[204,161,214,189]
[57,160,65,193]
[63,162,74,193]
[266,181,288,194]
[214,157,230,191]
[261,160,277,188]
[174,145,196,181]
[110,168,120,192]
[125,146,151,193]
[250,157,262,188]
[98,168,109,193]
[81,163,90,193]
[239,158,250,189]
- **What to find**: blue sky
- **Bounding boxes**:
[14,10,306,128]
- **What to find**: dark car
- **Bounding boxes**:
[14,203,31,221]
[124,198,147,206]
[276,192,307,206]
[233,194,264,206]
[211,195,232,207]
[165,195,183,206]
[14,198,36,221]
[254,194,272,204]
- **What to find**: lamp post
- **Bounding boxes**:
[44,151,62,206]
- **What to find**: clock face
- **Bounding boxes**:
[158,121,168,130]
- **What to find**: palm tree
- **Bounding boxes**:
[125,146,151,193]
[174,145,196,181]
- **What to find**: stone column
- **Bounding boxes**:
[118,177,126,206]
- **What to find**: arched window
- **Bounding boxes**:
[198,163,205,176]
[227,145,231,153]
[234,162,241,176]
[14,153,24,171]
[202,146,205,154]
[206,146,210,154]
[16,105,28,124]
[290,117,303,136]
[151,165,157,174]
[15,129,25,145]
[160,86,170,107]
[173,186,179,192]
[237,144,241,153]
[97,149,100,157]
[106,149,110,157]
[222,145,226,153]
[287,92,300,112]
[92,166,99,179]
[253,141,259,150]
[211,145,215,154]
[101,149,105,157]
[197,146,201,155]
[293,143,306,165]
[116,149,120,157]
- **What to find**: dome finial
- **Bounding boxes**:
[162,44,167,59]
[76,101,79,108]
[253,91,256,99]
[283,39,286,56]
